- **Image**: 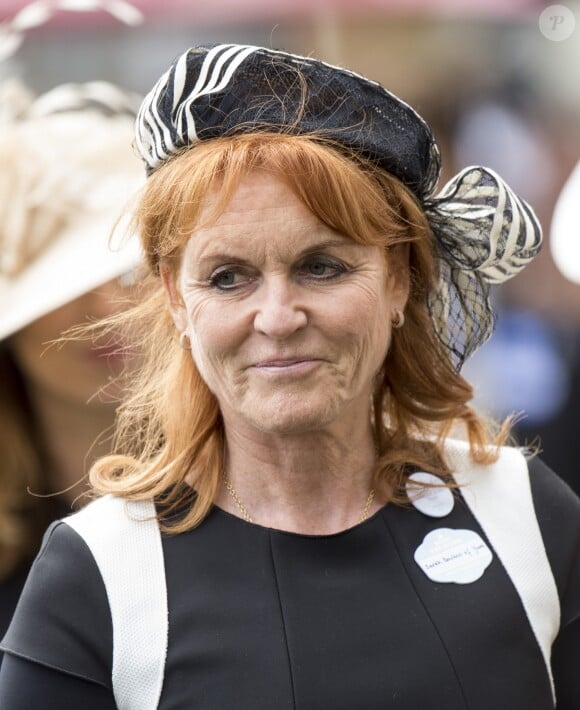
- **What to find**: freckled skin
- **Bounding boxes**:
[163,171,409,438]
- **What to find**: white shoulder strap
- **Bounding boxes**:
[64,494,167,710]
[445,439,560,705]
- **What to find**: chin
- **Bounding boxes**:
[241,395,345,435]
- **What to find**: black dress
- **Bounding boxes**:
[0,499,69,640]
[1,458,579,709]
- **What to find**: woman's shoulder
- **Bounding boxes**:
[527,455,580,518]
[65,493,158,530]
[444,440,580,607]
[63,494,158,545]
[2,495,167,704]
[445,437,580,513]
[444,438,580,555]
[1,520,113,689]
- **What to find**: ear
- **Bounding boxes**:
[387,243,411,311]
[159,260,188,333]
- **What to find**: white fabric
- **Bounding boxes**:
[64,495,167,710]
[445,439,560,705]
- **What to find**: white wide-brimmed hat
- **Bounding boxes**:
[550,161,580,285]
[0,82,146,341]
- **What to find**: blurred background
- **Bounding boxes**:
[1,0,579,492]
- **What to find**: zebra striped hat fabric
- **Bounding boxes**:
[135,43,542,367]
[424,165,543,363]
[135,43,440,198]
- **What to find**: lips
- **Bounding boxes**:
[252,357,320,368]
[256,359,309,367]
[248,358,324,378]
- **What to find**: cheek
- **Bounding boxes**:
[330,282,391,364]
[183,295,249,371]
[183,293,220,342]
[350,316,390,375]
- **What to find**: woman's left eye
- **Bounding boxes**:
[299,258,346,280]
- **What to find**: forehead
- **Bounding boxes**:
[199,170,311,227]
[184,170,351,261]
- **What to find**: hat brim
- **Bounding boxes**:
[0,177,144,341]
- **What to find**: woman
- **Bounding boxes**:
[0,80,144,636]
[1,44,578,709]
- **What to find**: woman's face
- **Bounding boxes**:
[163,170,409,436]
[9,278,133,408]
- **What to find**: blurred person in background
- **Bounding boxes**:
[517,159,580,496]
[1,44,577,709]
[0,80,144,637]
[454,92,580,495]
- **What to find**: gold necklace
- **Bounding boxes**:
[223,475,254,523]
[223,474,375,525]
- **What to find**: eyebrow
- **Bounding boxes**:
[298,238,357,255]
[196,238,358,267]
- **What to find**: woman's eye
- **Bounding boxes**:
[308,261,329,276]
[209,268,249,291]
[300,258,346,279]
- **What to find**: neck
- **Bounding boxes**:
[29,388,116,506]
[217,418,383,535]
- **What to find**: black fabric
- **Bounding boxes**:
[140,44,440,199]
[0,654,116,710]
[1,522,112,690]
[1,458,579,708]
[528,457,580,624]
[551,617,580,709]
[0,568,28,642]
[0,498,70,641]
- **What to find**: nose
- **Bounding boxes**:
[253,277,307,339]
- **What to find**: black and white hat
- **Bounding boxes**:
[135,44,440,199]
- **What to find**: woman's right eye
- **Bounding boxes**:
[208,267,251,291]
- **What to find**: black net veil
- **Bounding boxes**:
[424,165,543,367]
[136,44,543,369]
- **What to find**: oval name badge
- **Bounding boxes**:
[414,527,493,584]
[406,472,454,518]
